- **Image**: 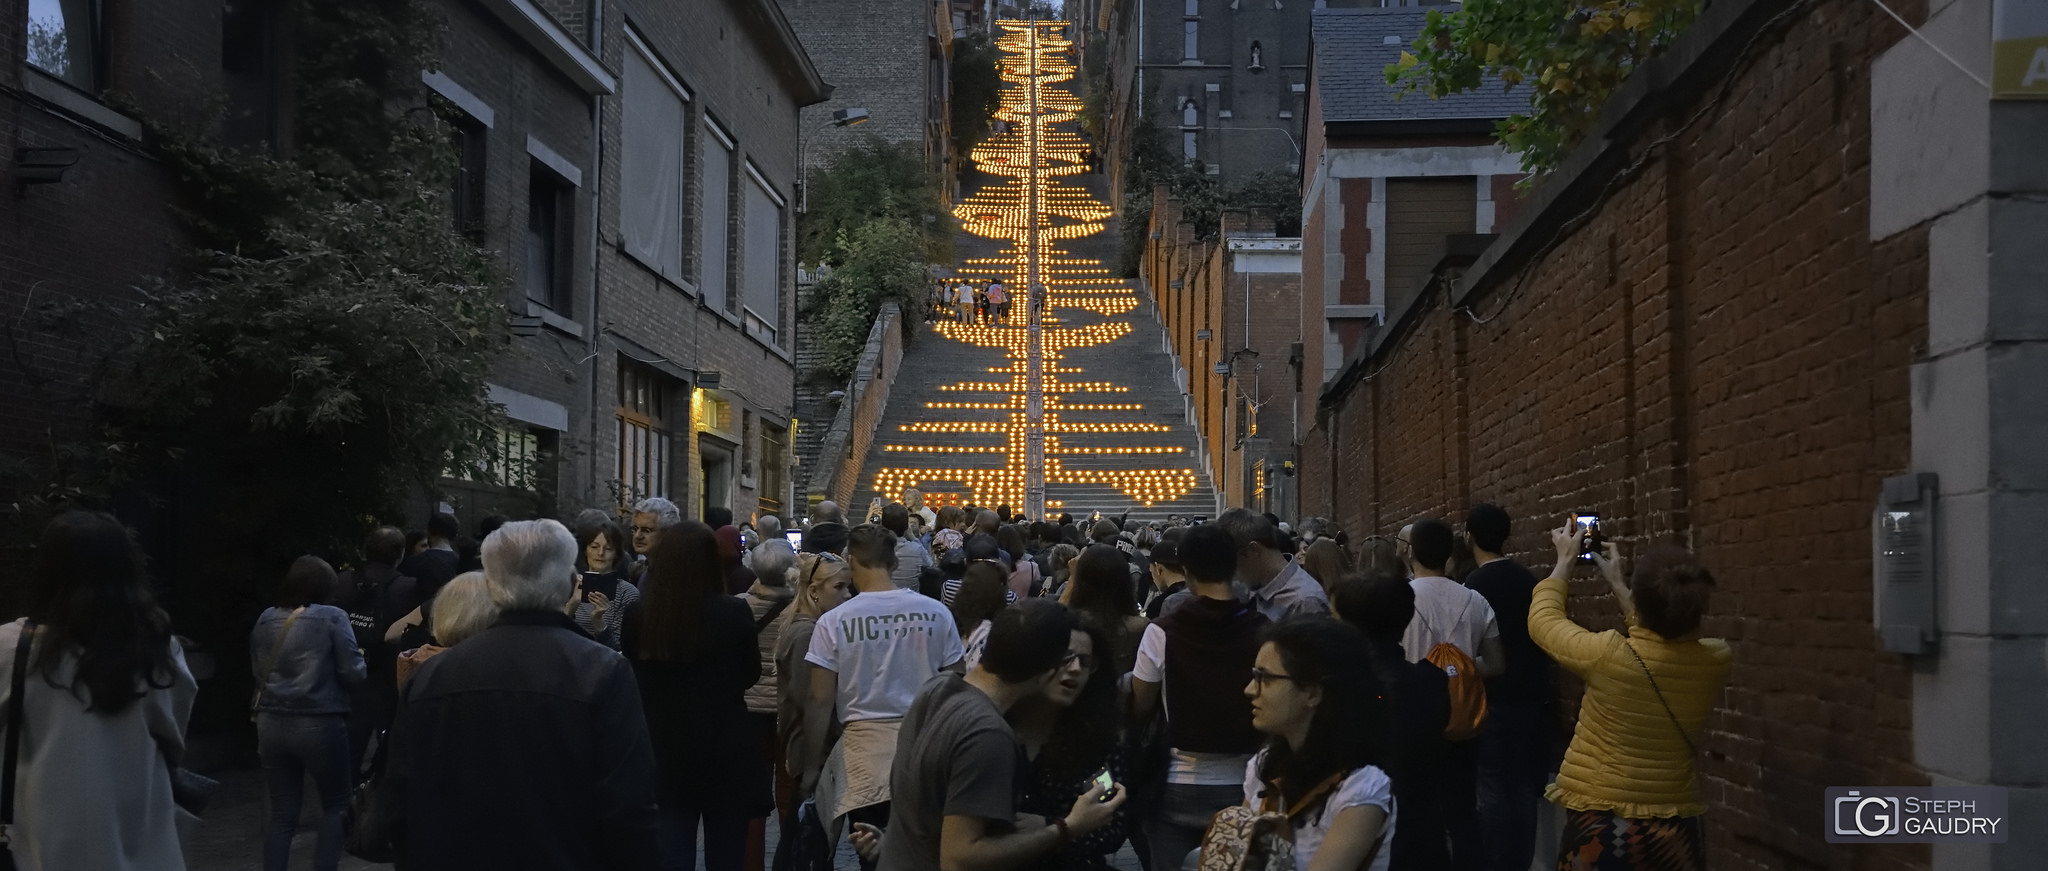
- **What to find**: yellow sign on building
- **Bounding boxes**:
[1995,0,2048,97]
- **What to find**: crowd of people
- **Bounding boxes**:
[0,493,1730,871]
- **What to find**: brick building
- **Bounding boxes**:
[779,0,953,180]
[1298,7,1522,393]
[2,0,206,522]
[1298,0,2048,865]
[2,0,827,533]
[592,0,829,523]
[1140,203,1301,518]
[424,0,612,522]
[1088,0,1427,204]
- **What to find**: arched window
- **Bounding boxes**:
[1182,99,1199,128]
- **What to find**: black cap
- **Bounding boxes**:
[1149,537,1182,569]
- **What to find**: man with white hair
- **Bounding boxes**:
[380,519,658,868]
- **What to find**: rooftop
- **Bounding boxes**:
[1311,8,1526,123]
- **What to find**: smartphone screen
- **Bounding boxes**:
[1091,768,1117,802]
[1574,513,1601,562]
[784,530,803,548]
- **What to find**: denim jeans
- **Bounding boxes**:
[1145,782,1242,871]
[1477,704,1556,871]
[660,803,752,871]
[257,712,351,871]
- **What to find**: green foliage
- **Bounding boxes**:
[801,219,930,383]
[950,33,1004,168]
[1386,0,1702,174]
[1224,169,1301,237]
[798,140,954,267]
[0,0,510,561]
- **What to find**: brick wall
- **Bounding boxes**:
[808,303,906,505]
[781,0,940,168]
[1300,0,1930,866]
[1141,202,1299,511]
[0,0,216,512]
[588,0,808,524]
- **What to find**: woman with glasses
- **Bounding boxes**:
[774,552,853,801]
[1240,617,1395,871]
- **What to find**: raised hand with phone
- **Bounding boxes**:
[1550,515,1630,621]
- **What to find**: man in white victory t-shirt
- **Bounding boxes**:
[801,524,963,865]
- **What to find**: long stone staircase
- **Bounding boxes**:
[850,180,1219,522]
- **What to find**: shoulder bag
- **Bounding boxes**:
[2,621,32,870]
[1624,640,1698,757]
[249,607,306,722]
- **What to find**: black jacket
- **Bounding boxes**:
[387,610,659,871]
[622,595,766,813]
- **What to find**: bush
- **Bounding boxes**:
[802,219,930,383]
[798,141,954,267]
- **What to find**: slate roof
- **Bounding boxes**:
[1312,8,1527,123]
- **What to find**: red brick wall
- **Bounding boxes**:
[1299,0,1930,867]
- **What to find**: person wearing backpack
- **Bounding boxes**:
[333,526,419,775]
[1214,616,1394,871]
[1532,523,1730,871]
[1331,570,1451,871]
[1399,519,1503,871]
[1129,525,1269,871]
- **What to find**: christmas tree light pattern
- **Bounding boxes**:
[870,21,1202,512]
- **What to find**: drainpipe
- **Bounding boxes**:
[585,0,606,507]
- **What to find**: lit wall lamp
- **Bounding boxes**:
[14,147,81,186]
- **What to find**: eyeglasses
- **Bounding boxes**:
[1060,651,1098,673]
[1248,667,1296,690]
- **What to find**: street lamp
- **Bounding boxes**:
[801,107,871,213]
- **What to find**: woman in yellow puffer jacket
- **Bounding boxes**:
[1529,521,1732,871]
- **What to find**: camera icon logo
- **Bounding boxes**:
[1833,791,1902,838]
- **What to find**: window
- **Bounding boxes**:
[702,122,735,312]
[621,39,689,284]
[1183,20,1199,60]
[526,163,574,312]
[26,0,99,91]
[1184,0,1199,15]
[1184,132,1198,161]
[742,166,786,343]
[1182,99,1200,128]
[617,361,675,503]
[452,119,487,239]
[760,423,788,517]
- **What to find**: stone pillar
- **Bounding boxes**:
[1872,0,2048,866]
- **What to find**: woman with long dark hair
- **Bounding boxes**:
[1061,544,1148,678]
[1241,617,1396,871]
[624,521,764,871]
[572,520,639,650]
[1,511,197,870]
[1013,616,1128,871]
[249,555,367,871]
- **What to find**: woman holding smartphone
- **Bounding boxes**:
[573,520,638,651]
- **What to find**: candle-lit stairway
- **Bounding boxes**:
[848,21,1217,523]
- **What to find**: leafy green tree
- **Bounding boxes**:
[1386,0,1702,174]
[950,33,1004,169]
[1225,170,1301,237]
[802,218,931,382]
[798,140,954,267]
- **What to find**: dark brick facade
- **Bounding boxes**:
[1300,0,1931,866]
[780,0,951,178]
